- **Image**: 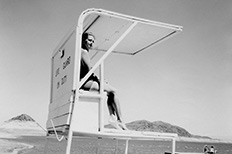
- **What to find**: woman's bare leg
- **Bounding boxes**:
[82,80,99,91]
[104,83,127,130]
[104,84,123,121]
[82,80,127,130]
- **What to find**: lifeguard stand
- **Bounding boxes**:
[45,8,183,154]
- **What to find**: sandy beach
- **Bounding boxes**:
[0,131,33,154]
[0,139,33,154]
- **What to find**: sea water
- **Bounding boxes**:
[6,136,232,154]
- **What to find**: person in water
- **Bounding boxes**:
[203,145,210,154]
[209,145,216,154]
[80,32,128,130]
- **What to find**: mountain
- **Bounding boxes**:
[8,114,35,122]
[106,120,211,139]
[0,114,46,137]
[127,120,192,137]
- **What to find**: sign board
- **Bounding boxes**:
[50,31,76,104]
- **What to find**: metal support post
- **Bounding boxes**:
[172,138,176,154]
[99,62,104,132]
[65,130,73,154]
[124,139,129,154]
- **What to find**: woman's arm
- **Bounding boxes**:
[81,49,100,85]
[81,49,92,70]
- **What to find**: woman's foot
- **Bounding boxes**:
[118,121,128,130]
[109,115,122,130]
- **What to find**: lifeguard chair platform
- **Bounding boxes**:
[45,8,184,154]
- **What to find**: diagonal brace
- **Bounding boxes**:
[79,21,138,88]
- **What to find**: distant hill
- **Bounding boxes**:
[0,114,46,137]
[106,120,211,139]
[8,114,35,122]
[127,120,192,137]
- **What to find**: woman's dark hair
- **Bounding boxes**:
[82,32,95,50]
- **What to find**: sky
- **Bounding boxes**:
[0,0,232,140]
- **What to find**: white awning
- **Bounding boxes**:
[81,9,182,55]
